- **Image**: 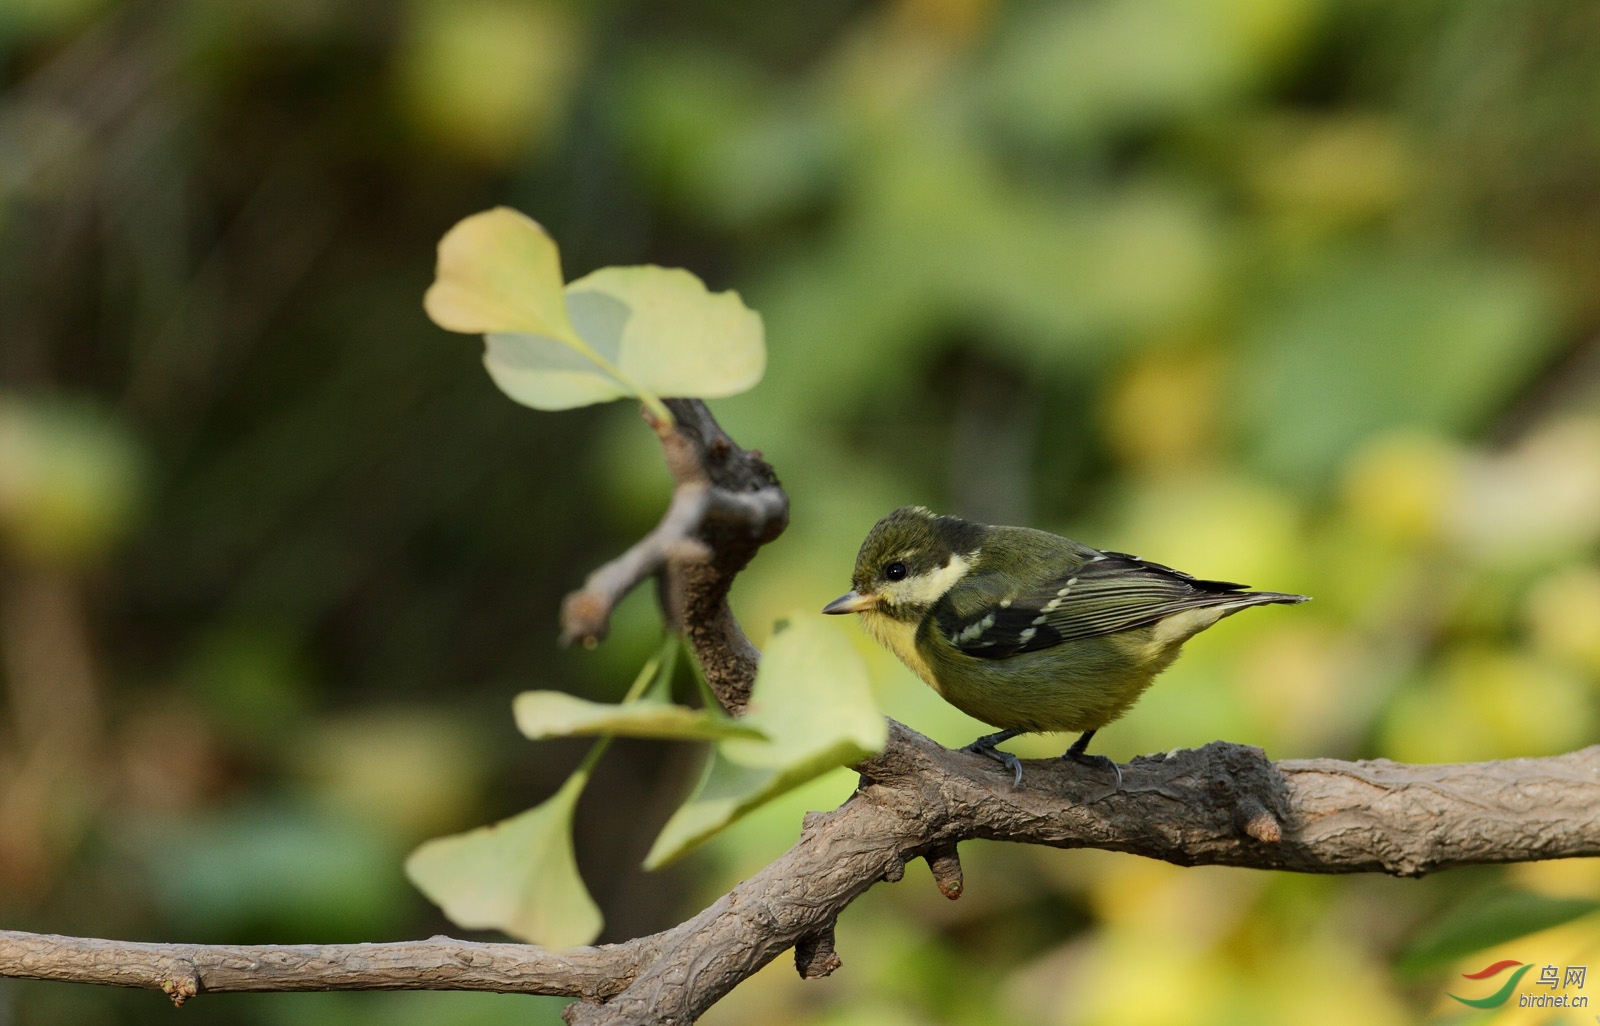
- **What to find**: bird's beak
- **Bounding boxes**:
[822,591,877,615]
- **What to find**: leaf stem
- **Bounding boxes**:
[564,636,678,790]
[559,332,674,427]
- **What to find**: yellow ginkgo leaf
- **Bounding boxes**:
[423,207,577,339]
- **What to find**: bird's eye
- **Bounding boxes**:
[885,561,908,582]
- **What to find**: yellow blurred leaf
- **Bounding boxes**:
[1247,114,1414,225]
[1103,471,1305,591]
[1103,346,1222,472]
[1235,621,1371,754]
[397,0,582,163]
[1524,565,1600,675]
[1509,856,1600,899]
[296,710,487,840]
[0,393,142,566]
[1340,430,1463,544]
[1382,647,1594,763]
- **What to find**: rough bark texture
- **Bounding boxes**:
[3,398,1598,1024]
[0,933,657,1004]
[560,399,784,712]
[3,726,1597,1021]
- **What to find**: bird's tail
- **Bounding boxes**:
[1217,591,1311,610]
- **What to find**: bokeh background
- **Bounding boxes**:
[4,0,1600,1023]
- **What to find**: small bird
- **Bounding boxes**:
[823,506,1307,785]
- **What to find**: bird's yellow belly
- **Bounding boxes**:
[935,623,1201,734]
[935,650,1155,734]
[858,610,937,686]
[860,607,1224,736]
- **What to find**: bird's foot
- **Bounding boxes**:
[1061,750,1123,792]
[961,730,1024,786]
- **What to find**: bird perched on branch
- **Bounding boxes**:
[823,506,1307,785]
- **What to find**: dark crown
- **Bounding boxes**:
[852,506,983,587]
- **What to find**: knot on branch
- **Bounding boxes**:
[794,921,841,980]
[1132,741,1290,847]
[924,843,963,900]
[1236,796,1283,843]
[160,965,199,1007]
[1212,744,1289,845]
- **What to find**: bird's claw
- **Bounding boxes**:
[962,742,1024,786]
[1062,750,1123,791]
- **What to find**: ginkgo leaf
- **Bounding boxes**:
[481,285,636,410]
[424,207,652,415]
[513,690,766,742]
[403,636,682,947]
[424,207,577,339]
[566,266,765,401]
[643,615,885,869]
[424,208,766,421]
[404,772,601,947]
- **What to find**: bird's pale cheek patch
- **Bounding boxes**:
[881,552,975,608]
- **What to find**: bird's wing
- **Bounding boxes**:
[933,552,1254,659]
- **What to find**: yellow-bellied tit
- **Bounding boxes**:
[823,506,1308,785]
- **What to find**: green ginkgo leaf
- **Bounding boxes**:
[513,690,766,742]
[404,636,682,947]
[564,265,765,401]
[423,207,765,423]
[643,615,885,869]
[404,771,601,948]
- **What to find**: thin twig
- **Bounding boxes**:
[561,483,713,647]
[0,932,656,1004]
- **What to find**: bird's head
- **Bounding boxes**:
[822,506,983,622]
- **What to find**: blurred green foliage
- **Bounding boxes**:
[3,0,1600,1024]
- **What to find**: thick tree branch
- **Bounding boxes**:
[3,729,1597,1020]
[6,398,1599,1024]
[564,726,1600,1025]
